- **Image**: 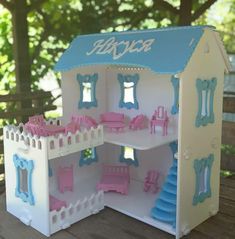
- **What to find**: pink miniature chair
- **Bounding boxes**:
[25,115,46,135]
[150,106,169,136]
[65,115,81,134]
[57,165,74,193]
[129,114,146,130]
[97,164,130,195]
[81,115,98,129]
[144,170,160,193]
[49,195,67,211]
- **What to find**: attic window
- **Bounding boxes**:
[195,78,217,127]
[193,154,214,205]
[118,73,139,109]
[119,146,138,167]
[77,73,98,109]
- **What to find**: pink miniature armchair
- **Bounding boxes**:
[81,115,98,129]
[25,115,46,136]
[129,114,146,130]
[65,115,81,134]
[57,165,74,193]
[150,106,169,136]
[144,170,160,193]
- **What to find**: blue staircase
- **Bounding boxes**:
[151,142,178,227]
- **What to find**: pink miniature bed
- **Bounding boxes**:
[97,164,130,195]
[100,112,125,132]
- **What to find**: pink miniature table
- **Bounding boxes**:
[105,122,125,132]
[43,125,65,136]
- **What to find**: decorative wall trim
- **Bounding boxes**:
[195,78,217,127]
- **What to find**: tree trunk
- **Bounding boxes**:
[179,0,193,26]
[11,0,31,122]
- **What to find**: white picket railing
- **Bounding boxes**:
[49,190,104,234]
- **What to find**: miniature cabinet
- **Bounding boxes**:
[4,26,231,239]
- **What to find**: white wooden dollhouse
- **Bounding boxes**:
[3,26,231,239]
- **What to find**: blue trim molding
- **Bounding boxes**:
[13,154,35,205]
[118,73,139,110]
[79,147,98,166]
[195,78,217,127]
[171,76,179,115]
[77,73,98,109]
[169,141,178,158]
[119,146,139,167]
[193,154,214,205]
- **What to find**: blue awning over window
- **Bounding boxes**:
[55,26,213,74]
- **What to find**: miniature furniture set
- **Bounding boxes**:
[3,26,231,239]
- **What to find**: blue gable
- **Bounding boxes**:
[55,26,214,74]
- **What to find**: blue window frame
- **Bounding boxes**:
[195,78,217,127]
[13,154,35,205]
[79,147,98,166]
[171,76,179,115]
[193,154,214,205]
[119,146,138,167]
[77,73,98,109]
[118,73,139,109]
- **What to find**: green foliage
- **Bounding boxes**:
[0,0,234,99]
[221,144,235,156]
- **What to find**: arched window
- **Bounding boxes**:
[119,146,138,167]
[118,73,139,109]
[79,147,98,166]
[77,73,98,109]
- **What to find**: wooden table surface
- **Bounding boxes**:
[0,175,234,239]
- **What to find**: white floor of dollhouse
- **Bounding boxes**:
[104,128,178,150]
[104,179,176,236]
[50,177,175,236]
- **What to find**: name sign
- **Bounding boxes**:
[86,37,155,60]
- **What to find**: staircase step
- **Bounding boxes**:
[151,208,176,223]
[156,199,176,213]
[173,159,178,167]
[166,174,177,186]
[169,167,177,176]
[163,183,177,194]
[158,191,176,205]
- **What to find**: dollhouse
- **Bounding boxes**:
[3,26,231,239]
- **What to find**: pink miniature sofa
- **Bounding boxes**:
[81,115,98,129]
[129,114,146,130]
[100,112,125,132]
[97,164,130,195]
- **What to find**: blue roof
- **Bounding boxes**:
[55,26,214,74]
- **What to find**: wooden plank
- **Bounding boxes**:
[223,97,235,113]
[222,121,235,146]
[195,212,235,239]
[0,105,57,118]
[221,153,235,172]
[0,91,53,102]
